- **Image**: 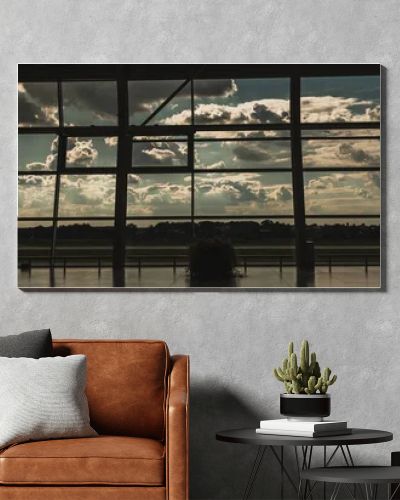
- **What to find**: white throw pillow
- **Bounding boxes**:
[0,355,97,449]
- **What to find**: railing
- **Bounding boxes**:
[18,252,380,277]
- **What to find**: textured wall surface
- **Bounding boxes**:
[0,1,399,498]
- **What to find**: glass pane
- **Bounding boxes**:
[302,138,380,168]
[63,82,117,126]
[306,218,380,279]
[127,174,191,216]
[55,220,114,263]
[194,172,293,216]
[126,220,192,251]
[18,220,53,259]
[195,219,295,243]
[195,140,291,170]
[18,134,58,171]
[304,172,380,215]
[59,175,116,217]
[18,220,53,287]
[18,82,59,127]
[129,80,191,125]
[66,137,118,167]
[301,75,380,123]
[132,139,187,167]
[18,175,56,217]
[194,78,290,124]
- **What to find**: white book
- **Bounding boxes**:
[256,428,352,438]
[259,419,347,432]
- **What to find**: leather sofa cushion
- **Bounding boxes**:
[52,340,170,440]
[0,436,165,486]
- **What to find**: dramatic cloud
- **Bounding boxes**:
[303,139,380,168]
[337,143,378,165]
[130,79,237,113]
[133,141,187,166]
[202,160,226,170]
[194,173,293,216]
[18,83,58,126]
[58,175,116,216]
[162,99,290,126]
[233,144,270,162]
[63,82,117,123]
[127,175,191,216]
[18,175,55,217]
[104,137,118,147]
[66,138,98,166]
[304,172,380,215]
[301,96,380,123]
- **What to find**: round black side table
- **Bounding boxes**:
[216,428,393,500]
[301,466,400,500]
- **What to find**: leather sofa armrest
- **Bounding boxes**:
[166,355,189,500]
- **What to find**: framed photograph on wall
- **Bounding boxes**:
[18,64,381,289]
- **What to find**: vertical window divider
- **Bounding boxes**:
[50,81,65,284]
[113,70,129,287]
[290,76,307,284]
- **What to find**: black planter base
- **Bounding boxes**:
[280,394,331,419]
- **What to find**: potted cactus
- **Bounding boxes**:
[273,340,337,420]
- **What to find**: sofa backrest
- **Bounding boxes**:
[53,339,170,440]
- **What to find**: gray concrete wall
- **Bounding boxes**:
[1,1,399,498]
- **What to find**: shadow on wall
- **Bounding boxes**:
[190,381,284,500]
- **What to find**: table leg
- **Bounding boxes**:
[242,445,266,500]
[281,447,284,500]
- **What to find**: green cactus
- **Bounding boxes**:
[273,340,337,395]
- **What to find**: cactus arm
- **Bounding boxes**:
[273,368,285,382]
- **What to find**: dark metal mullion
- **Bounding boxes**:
[18,121,380,136]
[302,135,380,141]
[188,133,195,237]
[112,69,130,286]
[290,76,307,282]
[195,168,292,174]
[307,214,380,218]
[303,167,380,172]
[126,215,294,220]
[50,82,65,276]
[194,137,291,143]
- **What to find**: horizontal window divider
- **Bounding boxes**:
[132,138,188,143]
[18,217,55,221]
[301,122,380,130]
[55,217,115,221]
[192,215,294,220]
[18,171,58,175]
[194,136,291,142]
[303,166,380,172]
[194,168,292,173]
[126,215,294,220]
[19,127,119,136]
[126,216,191,220]
[18,64,380,82]
[301,135,380,141]
[130,167,191,174]
[129,124,291,134]
[18,127,60,134]
[306,214,380,218]
[19,217,115,221]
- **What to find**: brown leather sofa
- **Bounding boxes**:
[0,339,189,500]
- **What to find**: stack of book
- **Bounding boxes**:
[256,419,351,438]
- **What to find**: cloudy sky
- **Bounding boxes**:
[18,75,380,221]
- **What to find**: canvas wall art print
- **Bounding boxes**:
[18,64,381,289]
